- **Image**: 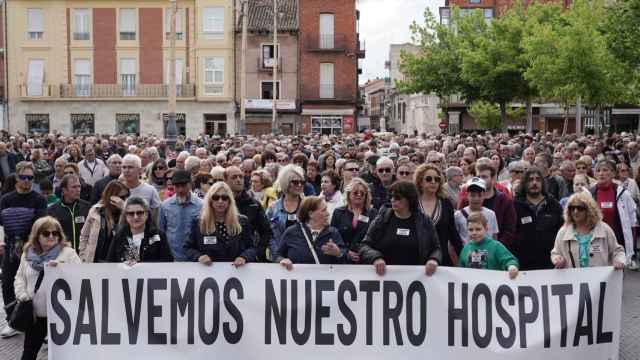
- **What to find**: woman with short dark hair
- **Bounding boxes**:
[360,181,442,276]
[276,196,346,269]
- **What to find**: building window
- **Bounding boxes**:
[319,13,335,49]
[116,113,140,134]
[162,113,186,137]
[73,9,90,40]
[27,9,44,40]
[26,114,50,134]
[261,81,280,100]
[120,58,136,96]
[119,8,136,40]
[165,58,184,96]
[74,59,91,96]
[311,116,342,135]
[320,63,334,98]
[202,7,224,39]
[71,114,95,135]
[469,0,481,3]
[27,59,45,96]
[165,8,184,40]
[484,9,494,23]
[203,57,224,96]
[204,114,227,136]
[261,44,279,69]
[440,8,450,26]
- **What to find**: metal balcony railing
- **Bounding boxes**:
[305,34,347,51]
[258,57,282,72]
[58,84,196,98]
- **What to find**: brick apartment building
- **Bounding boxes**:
[298,0,364,135]
[6,0,236,137]
[0,1,5,128]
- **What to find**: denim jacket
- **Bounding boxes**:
[266,197,302,260]
[158,194,203,261]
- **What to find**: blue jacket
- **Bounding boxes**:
[275,222,347,264]
[266,197,301,259]
[158,194,203,261]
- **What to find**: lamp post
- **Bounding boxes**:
[166,0,178,149]
[271,0,278,134]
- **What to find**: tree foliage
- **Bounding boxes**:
[468,101,525,130]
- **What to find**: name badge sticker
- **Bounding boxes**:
[287,214,297,221]
[358,215,370,223]
[521,216,532,224]
[203,236,217,245]
[397,228,410,236]
[601,202,614,209]
[590,244,603,253]
[74,216,85,224]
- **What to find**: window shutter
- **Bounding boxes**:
[165,59,183,84]
[74,59,91,75]
[119,9,136,32]
[27,9,44,32]
[27,59,45,96]
[120,58,136,75]
[203,7,224,33]
[74,9,89,34]
[319,14,334,36]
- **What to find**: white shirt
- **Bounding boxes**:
[454,206,499,244]
[78,158,108,186]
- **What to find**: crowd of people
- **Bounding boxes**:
[0,129,636,359]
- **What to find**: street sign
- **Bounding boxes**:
[439,122,448,130]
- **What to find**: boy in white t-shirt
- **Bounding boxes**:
[454,177,499,244]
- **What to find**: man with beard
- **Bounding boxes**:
[513,168,563,270]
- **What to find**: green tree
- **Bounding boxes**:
[468,101,525,130]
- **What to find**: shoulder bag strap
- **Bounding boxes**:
[34,270,45,293]
[299,223,320,265]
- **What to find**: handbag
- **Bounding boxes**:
[5,270,44,332]
[300,223,320,264]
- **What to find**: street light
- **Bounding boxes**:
[166,0,178,149]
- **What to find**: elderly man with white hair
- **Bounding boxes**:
[121,154,161,210]
[370,156,396,209]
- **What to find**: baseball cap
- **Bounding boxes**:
[172,170,191,185]
[466,177,486,192]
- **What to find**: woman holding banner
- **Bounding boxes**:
[276,196,347,269]
[106,197,174,263]
[185,182,256,266]
[359,181,442,276]
[15,216,81,360]
[551,192,626,269]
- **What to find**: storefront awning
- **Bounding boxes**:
[301,108,354,116]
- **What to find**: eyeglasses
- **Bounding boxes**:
[18,174,34,181]
[155,166,166,171]
[424,176,441,183]
[398,171,412,177]
[278,159,289,164]
[229,174,243,180]
[345,167,359,172]
[290,180,304,186]
[569,204,587,212]
[211,194,230,202]
[377,168,393,174]
[64,171,75,175]
[41,230,60,238]
[352,190,366,197]
[126,210,146,218]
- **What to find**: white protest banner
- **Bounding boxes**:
[45,264,622,360]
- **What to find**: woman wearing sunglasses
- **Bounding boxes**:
[15,216,80,360]
[331,178,377,264]
[360,181,442,277]
[415,164,463,266]
[146,158,168,192]
[79,180,129,263]
[192,172,214,199]
[106,196,173,264]
[551,192,625,269]
[185,182,256,267]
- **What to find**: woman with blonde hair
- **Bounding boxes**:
[415,163,463,266]
[551,192,625,269]
[185,182,255,267]
[331,177,377,263]
[15,216,80,360]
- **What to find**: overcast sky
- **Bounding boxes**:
[358,0,444,84]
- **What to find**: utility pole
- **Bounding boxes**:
[272,0,278,134]
[240,0,248,131]
[166,0,178,148]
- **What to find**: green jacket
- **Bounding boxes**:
[459,236,519,271]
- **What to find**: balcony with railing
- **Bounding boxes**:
[357,39,366,59]
[60,84,196,98]
[303,84,355,102]
[258,57,283,72]
[304,34,348,52]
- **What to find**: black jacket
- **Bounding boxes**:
[47,199,91,251]
[55,180,93,203]
[359,207,442,265]
[369,176,393,210]
[513,196,563,270]
[0,152,17,183]
[91,175,119,204]
[234,190,272,262]
[184,215,257,262]
[330,206,378,261]
[275,222,347,264]
[106,221,174,263]
[431,198,463,266]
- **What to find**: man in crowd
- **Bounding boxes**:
[78,144,109,187]
[224,166,273,262]
[534,153,562,200]
[121,154,161,211]
[557,160,576,199]
[158,170,203,261]
[48,157,67,190]
[445,166,463,208]
[0,142,17,186]
[47,174,91,251]
[242,159,257,190]
[370,157,396,210]
[91,154,123,204]
[0,162,47,338]
[513,168,563,270]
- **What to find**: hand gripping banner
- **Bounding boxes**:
[45,264,623,360]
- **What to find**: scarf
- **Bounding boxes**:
[26,244,61,271]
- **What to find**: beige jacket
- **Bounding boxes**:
[14,246,81,317]
[78,204,105,263]
[551,222,626,268]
